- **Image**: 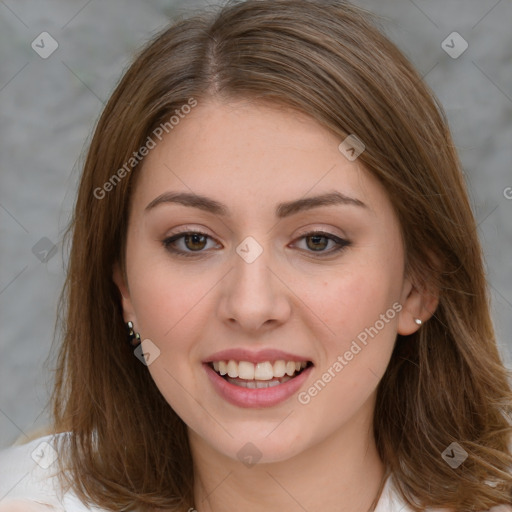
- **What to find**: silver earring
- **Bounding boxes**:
[126,321,141,347]
[414,318,422,326]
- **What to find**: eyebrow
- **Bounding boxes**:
[144,191,367,218]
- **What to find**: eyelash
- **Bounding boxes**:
[162,230,351,258]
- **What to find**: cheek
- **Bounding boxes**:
[301,251,402,393]
[127,250,215,342]
[310,260,402,339]
[126,255,215,424]
[296,269,400,426]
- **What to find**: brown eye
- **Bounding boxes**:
[305,234,329,251]
[292,231,351,256]
[162,231,221,257]
[184,233,207,251]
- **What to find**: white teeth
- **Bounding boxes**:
[238,361,255,380]
[285,361,296,376]
[254,362,274,380]
[211,359,310,381]
[227,360,238,378]
[226,376,292,388]
[273,360,286,377]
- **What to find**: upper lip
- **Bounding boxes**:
[203,348,313,364]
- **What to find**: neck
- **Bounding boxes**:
[189,401,386,512]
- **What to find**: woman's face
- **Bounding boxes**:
[115,99,422,464]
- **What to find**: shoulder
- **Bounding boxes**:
[0,434,103,512]
[375,473,512,512]
[374,474,418,512]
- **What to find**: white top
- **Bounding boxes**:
[0,434,509,511]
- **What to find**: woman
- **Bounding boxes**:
[0,1,511,511]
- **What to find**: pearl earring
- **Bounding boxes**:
[414,318,422,326]
[126,321,141,347]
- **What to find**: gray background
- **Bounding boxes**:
[0,0,511,449]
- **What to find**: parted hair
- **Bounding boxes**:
[52,0,512,510]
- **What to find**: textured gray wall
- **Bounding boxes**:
[1,0,511,449]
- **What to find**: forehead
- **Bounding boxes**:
[132,100,389,219]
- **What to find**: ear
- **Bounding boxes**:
[397,275,439,336]
[113,262,136,324]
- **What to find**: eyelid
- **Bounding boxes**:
[289,230,350,255]
[166,224,216,237]
[293,224,347,238]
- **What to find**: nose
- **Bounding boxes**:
[217,244,292,334]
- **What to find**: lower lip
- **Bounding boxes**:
[203,363,313,408]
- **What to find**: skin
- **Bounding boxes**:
[114,99,438,512]
[0,501,54,512]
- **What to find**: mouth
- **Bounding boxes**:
[208,359,314,389]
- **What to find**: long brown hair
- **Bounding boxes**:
[52,1,512,510]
